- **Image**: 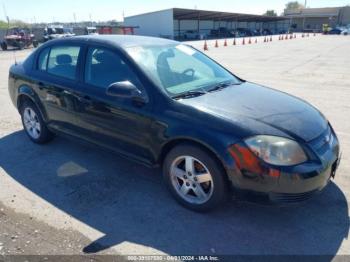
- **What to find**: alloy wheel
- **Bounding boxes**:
[170,156,214,204]
[23,107,41,139]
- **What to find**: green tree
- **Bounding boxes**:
[285,1,304,11]
[0,20,9,29]
[263,10,277,17]
[10,19,29,28]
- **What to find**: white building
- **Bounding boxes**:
[124,8,290,40]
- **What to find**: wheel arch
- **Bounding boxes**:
[17,85,48,122]
[158,137,232,185]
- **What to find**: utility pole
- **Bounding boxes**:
[2,2,7,18]
[73,13,77,26]
[304,0,307,8]
[2,2,9,27]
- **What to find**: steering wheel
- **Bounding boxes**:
[182,68,195,79]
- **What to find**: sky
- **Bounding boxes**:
[1,0,350,23]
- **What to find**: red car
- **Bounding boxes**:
[1,27,38,50]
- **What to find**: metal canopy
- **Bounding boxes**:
[173,8,288,22]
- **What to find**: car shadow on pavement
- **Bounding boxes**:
[0,130,349,256]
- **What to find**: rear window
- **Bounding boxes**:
[47,46,80,80]
[37,48,50,71]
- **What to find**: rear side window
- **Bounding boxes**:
[37,48,50,71]
[47,46,80,80]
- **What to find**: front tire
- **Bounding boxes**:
[18,41,25,50]
[20,100,54,144]
[163,144,228,212]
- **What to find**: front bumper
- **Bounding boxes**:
[227,125,341,204]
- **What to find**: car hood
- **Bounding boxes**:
[178,82,327,141]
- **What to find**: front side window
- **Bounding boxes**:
[47,45,80,80]
[126,44,241,97]
[84,47,139,88]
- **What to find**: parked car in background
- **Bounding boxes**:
[340,27,350,35]
[8,35,341,211]
[262,29,273,35]
[183,30,199,40]
[235,28,253,37]
[1,27,38,50]
[85,26,99,35]
[43,25,75,42]
[219,27,235,37]
[328,28,342,35]
[278,30,288,34]
[210,28,235,38]
[252,29,261,36]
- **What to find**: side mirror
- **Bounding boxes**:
[106,81,147,105]
[106,81,140,98]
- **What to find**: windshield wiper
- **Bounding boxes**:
[207,81,241,93]
[172,90,207,100]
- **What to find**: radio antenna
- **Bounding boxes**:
[13,50,17,65]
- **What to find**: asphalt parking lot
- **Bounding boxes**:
[0,35,349,257]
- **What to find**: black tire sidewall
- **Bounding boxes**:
[1,42,7,50]
[163,144,228,212]
[18,41,25,50]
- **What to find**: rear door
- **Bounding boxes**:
[32,44,83,135]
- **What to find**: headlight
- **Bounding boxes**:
[244,135,307,166]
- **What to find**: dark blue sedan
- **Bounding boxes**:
[8,35,341,211]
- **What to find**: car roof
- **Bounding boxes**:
[50,35,179,49]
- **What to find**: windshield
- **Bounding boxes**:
[64,28,73,34]
[9,28,29,35]
[88,28,97,33]
[126,44,241,97]
[48,28,64,34]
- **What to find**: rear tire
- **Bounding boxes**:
[163,143,228,212]
[1,42,7,51]
[20,100,54,144]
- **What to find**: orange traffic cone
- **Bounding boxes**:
[224,39,227,46]
[233,38,236,45]
[242,38,245,45]
[215,40,219,48]
[203,40,208,51]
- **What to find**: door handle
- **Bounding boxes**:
[62,90,72,95]
[76,94,92,104]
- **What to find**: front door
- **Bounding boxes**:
[74,46,155,163]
